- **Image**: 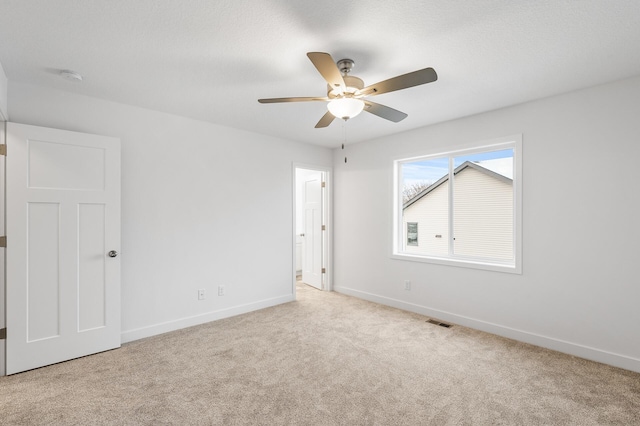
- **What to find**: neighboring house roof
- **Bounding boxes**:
[403,161,513,209]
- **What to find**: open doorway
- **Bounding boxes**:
[294,165,331,294]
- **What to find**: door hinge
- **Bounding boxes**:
[322,225,326,231]
[0,236,5,247]
[0,328,5,340]
[0,144,6,156]
[321,181,326,188]
[322,268,326,274]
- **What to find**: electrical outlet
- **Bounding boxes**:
[404,280,411,291]
[198,288,206,300]
[218,285,225,296]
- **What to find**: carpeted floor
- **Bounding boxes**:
[1,283,639,425]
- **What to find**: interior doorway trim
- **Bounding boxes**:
[292,163,332,297]
[0,120,6,376]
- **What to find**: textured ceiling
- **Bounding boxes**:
[1,0,640,148]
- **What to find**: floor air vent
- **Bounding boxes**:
[426,319,452,328]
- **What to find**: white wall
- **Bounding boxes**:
[333,75,640,372]
[8,82,332,342]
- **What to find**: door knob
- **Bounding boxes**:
[108,250,118,258]
[299,233,305,237]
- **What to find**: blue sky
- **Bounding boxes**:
[402,148,513,187]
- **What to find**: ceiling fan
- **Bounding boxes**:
[258,52,437,128]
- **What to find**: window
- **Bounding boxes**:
[393,136,522,273]
[407,222,418,246]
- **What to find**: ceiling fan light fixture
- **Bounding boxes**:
[327,98,364,120]
[258,52,437,128]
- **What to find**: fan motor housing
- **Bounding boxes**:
[327,75,364,99]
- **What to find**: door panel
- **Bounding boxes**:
[27,139,105,190]
[26,202,61,341]
[78,203,107,331]
[6,122,121,375]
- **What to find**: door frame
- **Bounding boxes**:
[292,163,332,296]
[1,120,6,376]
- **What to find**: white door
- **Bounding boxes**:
[5,123,121,375]
[302,172,323,289]
[295,234,303,274]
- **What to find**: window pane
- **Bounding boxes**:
[394,138,520,272]
[452,149,514,261]
[401,158,449,256]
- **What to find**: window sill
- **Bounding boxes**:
[390,252,522,275]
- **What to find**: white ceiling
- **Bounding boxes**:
[1,1,640,148]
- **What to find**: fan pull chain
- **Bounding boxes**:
[342,120,347,163]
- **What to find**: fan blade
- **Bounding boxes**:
[358,67,437,97]
[363,101,408,122]
[307,52,346,92]
[258,97,328,103]
[315,111,335,128]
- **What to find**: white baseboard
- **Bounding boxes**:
[334,285,640,373]
[121,294,294,343]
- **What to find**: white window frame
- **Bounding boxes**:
[391,135,522,274]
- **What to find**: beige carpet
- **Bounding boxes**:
[1,283,639,425]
